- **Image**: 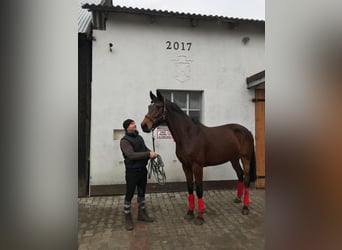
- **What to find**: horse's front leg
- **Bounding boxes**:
[182,164,195,220]
[193,164,205,225]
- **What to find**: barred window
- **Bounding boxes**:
[158,90,203,122]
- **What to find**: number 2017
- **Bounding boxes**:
[166,41,192,51]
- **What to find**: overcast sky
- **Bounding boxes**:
[112,0,265,20]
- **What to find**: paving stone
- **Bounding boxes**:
[79,189,265,249]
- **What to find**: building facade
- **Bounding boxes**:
[83,3,265,195]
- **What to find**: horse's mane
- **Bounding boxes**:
[168,101,202,125]
[169,102,184,113]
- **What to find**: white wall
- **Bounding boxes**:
[90,13,264,185]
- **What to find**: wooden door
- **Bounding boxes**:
[254,89,265,188]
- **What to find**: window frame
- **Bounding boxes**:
[158,89,203,123]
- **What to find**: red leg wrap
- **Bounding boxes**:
[237,181,244,198]
[197,198,205,216]
[243,188,250,206]
[188,194,195,211]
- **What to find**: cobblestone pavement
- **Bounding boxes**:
[78,189,265,250]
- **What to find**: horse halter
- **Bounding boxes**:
[145,99,167,125]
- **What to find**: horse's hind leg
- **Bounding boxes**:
[240,157,252,215]
[231,159,244,203]
[182,165,195,220]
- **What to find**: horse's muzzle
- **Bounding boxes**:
[141,123,151,133]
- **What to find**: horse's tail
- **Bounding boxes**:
[249,148,257,182]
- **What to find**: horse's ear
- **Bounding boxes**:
[150,91,157,102]
[156,90,164,101]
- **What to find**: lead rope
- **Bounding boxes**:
[147,128,166,185]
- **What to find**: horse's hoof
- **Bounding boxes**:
[184,210,195,220]
[194,216,204,225]
[242,206,249,215]
[234,198,242,203]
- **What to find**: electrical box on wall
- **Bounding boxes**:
[113,129,125,140]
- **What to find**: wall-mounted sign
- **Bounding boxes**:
[156,128,173,139]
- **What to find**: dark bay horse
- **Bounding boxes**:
[141,90,256,225]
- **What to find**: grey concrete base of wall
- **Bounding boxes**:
[87,180,257,197]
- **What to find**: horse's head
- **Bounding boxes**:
[141,90,167,133]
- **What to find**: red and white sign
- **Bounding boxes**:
[156,128,173,139]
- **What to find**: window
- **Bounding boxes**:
[158,90,203,122]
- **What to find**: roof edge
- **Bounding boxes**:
[82,4,265,23]
[246,70,265,89]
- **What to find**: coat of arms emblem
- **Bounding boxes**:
[173,55,192,83]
